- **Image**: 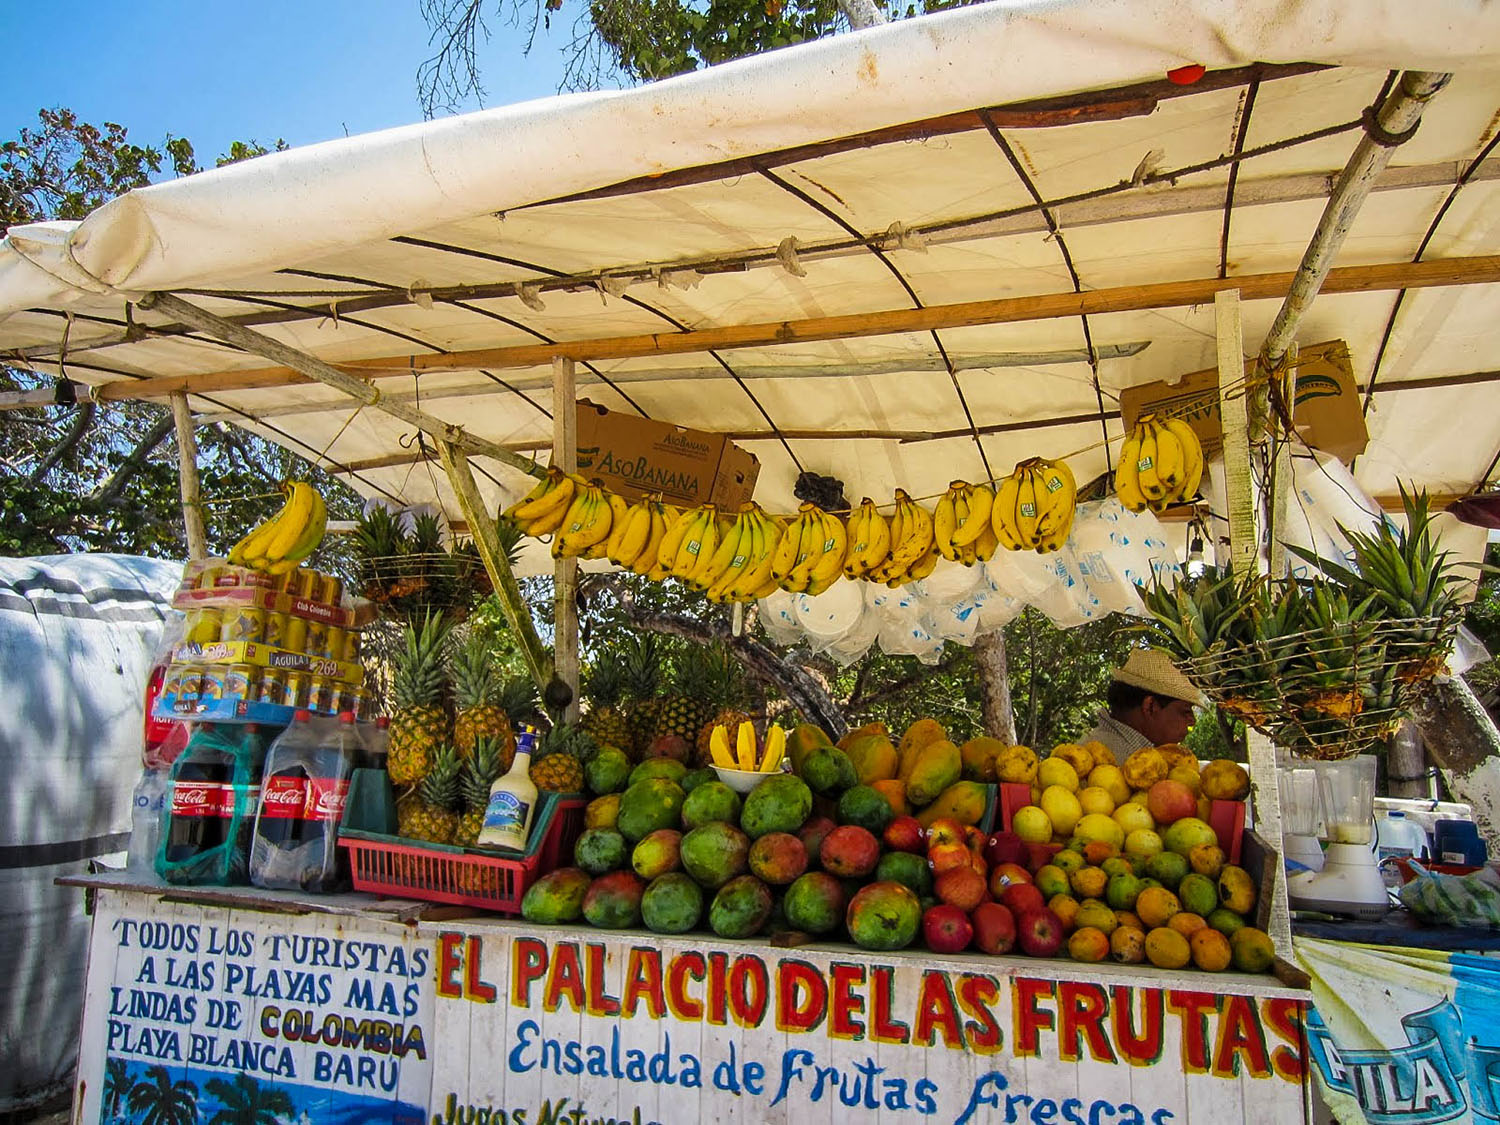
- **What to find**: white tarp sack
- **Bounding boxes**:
[0,554,177,1113]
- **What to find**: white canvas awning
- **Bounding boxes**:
[4,0,1500,563]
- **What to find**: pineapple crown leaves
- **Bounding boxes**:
[452,634,500,707]
[354,503,408,559]
[393,611,453,707]
[537,720,598,764]
[417,744,464,807]
[497,677,542,724]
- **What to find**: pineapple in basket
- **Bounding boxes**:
[453,635,514,761]
[397,743,462,844]
[387,612,452,786]
[453,734,506,848]
[530,722,592,794]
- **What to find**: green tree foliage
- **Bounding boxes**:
[1,109,348,562]
[126,1065,198,1125]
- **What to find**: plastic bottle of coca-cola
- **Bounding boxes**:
[250,710,359,892]
[156,723,265,885]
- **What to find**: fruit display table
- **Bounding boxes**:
[66,874,1311,1125]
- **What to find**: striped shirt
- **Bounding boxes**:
[1082,711,1154,760]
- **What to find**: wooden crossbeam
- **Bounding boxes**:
[103,254,1500,403]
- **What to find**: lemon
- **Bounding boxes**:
[1039,785,1083,836]
[1012,805,1053,845]
[1087,764,1131,806]
[1078,786,1116,817]
[1038,757,1080,793]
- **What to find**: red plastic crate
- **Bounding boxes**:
[340,794,585,912]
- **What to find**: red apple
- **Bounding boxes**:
[928,842,972,876]
[970,902,1017,955]
[882,816,926,855]
[1147,780,1197,826]
[926,817,966,849]
[922,904,973,954]
[984,830,1026,869]
[963,825,987,854]
[1024,842,1061,873]
[1016,907,1065,957]
[1000,881,1045,917]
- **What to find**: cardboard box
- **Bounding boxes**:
[575,399,760,508]
[1119,339,1369,464]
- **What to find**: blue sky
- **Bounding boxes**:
[2,0,575,159]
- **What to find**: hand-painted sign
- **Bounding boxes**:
[1298,938,1500,1125]
[78,895,433,1124]
[424,927,1309,1125]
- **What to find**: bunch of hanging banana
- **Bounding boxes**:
[1115,414,1204,513]
[842,498,891,579]
[654,503,725,586]
[604,493,677,576]
[992,458,1077,553]
[227,481,328,575]
[770,502,847,595]
[699,502,786,602]
[503,468,581,536]
[935,480,1001,565]
[868,489,937,586]
[550,479,619,558]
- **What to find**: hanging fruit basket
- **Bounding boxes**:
[359,550,492,620]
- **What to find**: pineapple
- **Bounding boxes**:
[696,707,753,768]
[353,504,407,600]
[580,653,632,752]
[453,735,506,847]
[397,743,462,843]
[654,646,725,749]
[530,723,592,793]
[388,613,452,786]
[619,635,664,758]
[452,636,514,761]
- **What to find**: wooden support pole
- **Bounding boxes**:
[105,254,1500,402]
[136,291,544,480]
[552,357,580,725]
[434,439,551,695]
[1215,291,1257,578]
[170,392,208,560]
[1267,342,1297,578]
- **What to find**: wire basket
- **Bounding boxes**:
[1181,616,1454,761]
[358,552,491,619]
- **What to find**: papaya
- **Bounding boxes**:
[904,738,962,807]
[842,729,899,785]
[915,780,989,828]
[870,778,909,817]
[896,718,948,783]
[837,721,889,751]
[959,736,1007,782]
[787,723,834,775]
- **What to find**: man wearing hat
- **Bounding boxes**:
[1084,649,1203,758]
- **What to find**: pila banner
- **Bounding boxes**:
[1296,937,1500,1125]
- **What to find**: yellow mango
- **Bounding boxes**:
[842,730,900,785]
[915,780,989,827]
[905,738,962,807]
[897,718,949,782]
[960,736,1007,782]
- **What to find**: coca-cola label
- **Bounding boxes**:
[220,784,260,817]
[305,777,350,820]
[171,781,224,817]
[260,775,308,818]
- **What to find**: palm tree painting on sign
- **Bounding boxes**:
[126,1065,198,1125]
[203,1073,295,1125]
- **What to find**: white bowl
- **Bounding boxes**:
[712,766,771,794]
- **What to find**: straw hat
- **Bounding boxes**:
[1112,649,1204,705]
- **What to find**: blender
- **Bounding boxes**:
[1277,750,1325,873]
[1286,755,1389,920]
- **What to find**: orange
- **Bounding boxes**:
[1048,893,1080,931]
[1135,886,1181,929]
[1231,928,1276,973]
[1190,928,1232,972]
[1167,912,1208,938]
[1110,925,1145,963]
[1067,926,1110,963]
[1144,927,1191,969]
[1070,865,1108,900]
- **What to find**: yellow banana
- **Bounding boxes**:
[1031,458,1077,552]
[1135,420,1165,502]
[699,509,747,588]
[655,505,694,571]
[1162,417,1204,502]
[951,482,994,548]
[771,506,815,587]
[672,505,718,581]
[904,540,940,582]
[731,513,776,601]
[610,498,653,567]
[554,483,613,557]
[1151,419,1185,498]
[990,473,1023,551]
[971,517,1000,562]
[502,471,557,521]
[806,508,848,587]
[267,488,328,574]
[256,482,319,568]
[1115,427,1149,512]
[888,491,934,571]
[600,492,634,560]
[735,721,757,770]
[229,484,299,567]
[631,503,668,575]
[1009,467,1038,549]
[760,726,785,773]
[934,487,960,561]
[843,498,890,577]
[525,473,579,537]
[506,468,574,524]
[709,726,736,768]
